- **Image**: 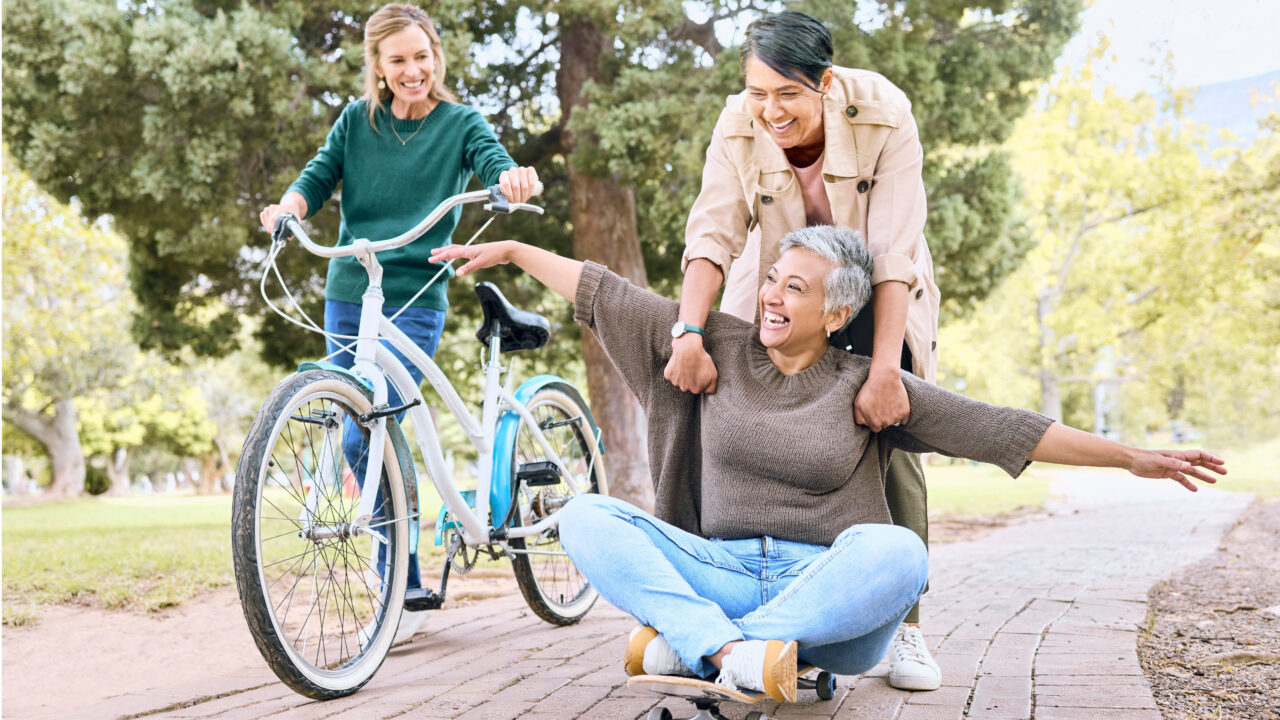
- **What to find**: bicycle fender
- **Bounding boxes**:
[294,363,419,552]
[489,375,604,528]
[297,361,374,392]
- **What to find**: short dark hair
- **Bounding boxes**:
[739,11,833,94]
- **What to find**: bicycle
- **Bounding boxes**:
[232,186,607,700]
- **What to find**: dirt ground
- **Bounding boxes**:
[1138,498,1280,720]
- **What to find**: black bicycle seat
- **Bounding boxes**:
[474,282,551,353]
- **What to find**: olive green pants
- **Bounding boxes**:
[829,302,929,624]
[885,450,927,624]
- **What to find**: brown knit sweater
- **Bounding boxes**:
[574,262,1053,546]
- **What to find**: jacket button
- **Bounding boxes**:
[845,105,858,118]
[857,180,870,193]
[761,195,773,204]
[915,288,924,299]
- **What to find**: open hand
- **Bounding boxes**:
[1129,449,1226,491]
[854,369,910,431]
[664,336,718,394]
[429,242,513,277]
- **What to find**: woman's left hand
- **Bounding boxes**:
[1129,449,1226,491]
[855,368,911,432]
[499,166,540,204]
[430,241,515,277]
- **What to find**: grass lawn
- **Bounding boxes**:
[924,461,1054,518]
[1213,439,1280,498]
[4,440,1272,624]
[2,495,235,625]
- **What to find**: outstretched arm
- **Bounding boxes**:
[429,241,582,301]
[1028,422,1226,492]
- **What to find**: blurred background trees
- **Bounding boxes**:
[2,0,1086,505]
[3,0,1276,500]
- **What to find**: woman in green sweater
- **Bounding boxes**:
[258,3,537,641]
[429,226,1226,702]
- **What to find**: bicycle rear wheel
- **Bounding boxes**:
[232,370,413,699]
[506,383,607,625]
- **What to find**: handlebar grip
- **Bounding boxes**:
[272,213,298,243]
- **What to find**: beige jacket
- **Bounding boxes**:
[682,66,940,381]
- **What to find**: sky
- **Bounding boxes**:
[1062,0,1280,93]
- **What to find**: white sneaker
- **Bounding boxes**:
[715,639,799,702]
[887,624,941,691]
[624,626,695,676]
[392,608,429,644]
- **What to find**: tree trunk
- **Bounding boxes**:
[4,399,87,498]
[6,455,29,495]
[197,451,220,495]
[180,457,200,491]
[1036,293,1064,422]
[105,447,134,497]
[557,16,655,511]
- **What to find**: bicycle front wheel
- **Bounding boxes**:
[232,370,412,699]
[507,383,607,625]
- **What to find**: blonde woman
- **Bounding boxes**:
[258,3,537,641]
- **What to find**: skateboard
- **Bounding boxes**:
[628,666,836,720]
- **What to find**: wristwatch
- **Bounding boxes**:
[670,321,705,339]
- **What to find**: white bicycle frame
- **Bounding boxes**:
[277,189,591,551]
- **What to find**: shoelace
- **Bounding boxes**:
[895,628,932,664]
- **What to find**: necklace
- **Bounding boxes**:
[390,113,429,146]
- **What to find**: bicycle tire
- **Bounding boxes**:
[232,369,414,699]
[507,383,607,625]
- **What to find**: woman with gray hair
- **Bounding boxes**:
[429,228,1224,703]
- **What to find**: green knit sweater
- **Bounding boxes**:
[288,100,516,310]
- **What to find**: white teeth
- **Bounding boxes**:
[402,80,424,88]
[770,120,794,131]
[763,311,789,328]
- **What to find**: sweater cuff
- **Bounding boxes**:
[573,261,608,328]
[998,411,1055,478]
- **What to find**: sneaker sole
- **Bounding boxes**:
[888,671,941,691]
[625,626,659,677]
[763,640,799,703]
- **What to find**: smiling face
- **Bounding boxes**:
[375,25,436,114]
[743,56,830,152]
[759,248,848,355]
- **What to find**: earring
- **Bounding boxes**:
[377,77,386,89]
[826,329,832,338]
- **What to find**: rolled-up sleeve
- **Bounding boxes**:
[865,110,927,288]
[681,113,752,277]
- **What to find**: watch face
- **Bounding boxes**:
[671,322,684,339]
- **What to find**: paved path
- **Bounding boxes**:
[102,471,1248,720]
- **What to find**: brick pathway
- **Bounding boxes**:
[108,471,1248,720]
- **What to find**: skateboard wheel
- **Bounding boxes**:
[816,671,836,701]
[647,707,673,720]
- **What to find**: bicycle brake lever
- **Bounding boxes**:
[486,185,512,214]
[272,213,298,243]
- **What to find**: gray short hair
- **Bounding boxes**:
[779,225,872,330]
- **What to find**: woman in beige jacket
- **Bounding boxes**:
[666,11,943,691]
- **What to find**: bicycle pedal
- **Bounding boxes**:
[404,588,444,611]
[517,460,561,487]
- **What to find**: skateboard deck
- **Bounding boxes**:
[629,666,835,720]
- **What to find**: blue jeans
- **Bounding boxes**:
[325,298,445,591]
[559,495,928,677]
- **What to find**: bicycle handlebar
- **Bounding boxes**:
[271,183,544,259]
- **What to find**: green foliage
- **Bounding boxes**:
[4,0,1082,369]
[939,57,1280,445]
